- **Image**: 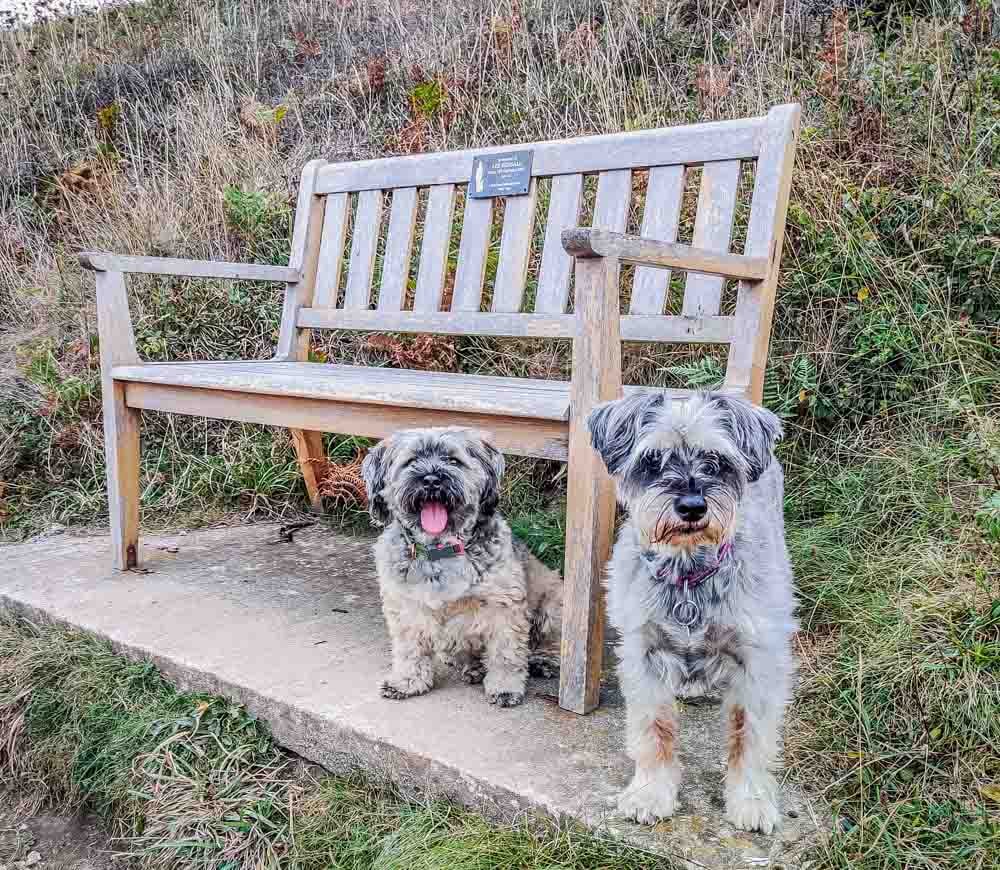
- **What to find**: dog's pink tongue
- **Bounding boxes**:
[419,501,449,535]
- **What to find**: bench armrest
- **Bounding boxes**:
[79,251,300,283]
[560,228,768,281]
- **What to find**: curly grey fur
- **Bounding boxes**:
[588,391,798,834]
[362,427,562,708]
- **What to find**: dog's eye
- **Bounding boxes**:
[700,455,722,476]
[446,456,463,466]
[636,450,663,478]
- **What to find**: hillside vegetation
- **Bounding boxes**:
[1,0,998,867]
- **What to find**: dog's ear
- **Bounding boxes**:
[705,392,783,483]
[466,431,505,517]
[587,392,666,476]
[361,439,392,526]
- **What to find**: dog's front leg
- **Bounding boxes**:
[617,635,682,823]
[482,603,530,707]
[380,605,435,700]
[722,646,792,833]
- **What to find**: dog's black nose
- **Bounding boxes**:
[675,494,707,522]
[422,472,441,486]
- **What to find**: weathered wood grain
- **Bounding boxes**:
[492,180,538,312]
[535,173,584,314]
[78,252,298,283]
[414,184,457,312]
[682,160,741,317]
[630,164,685,315]
[94,269,141,570]
[298,307,736,344]
[561,228,768,280]
[312,192,350,309]
[126,382,570,461]
[724,105,801,401]
[317,115,764,193]
[343,189,384,310]
[559,254,622,714]
[378,187,419,312]
[451,196,494,312]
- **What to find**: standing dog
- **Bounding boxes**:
[587,391,797,833]
[361,427,562,707]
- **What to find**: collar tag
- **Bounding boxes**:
[427,542,464,561]
[410,539,465,561]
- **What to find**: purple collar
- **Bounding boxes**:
[655,540,733,588]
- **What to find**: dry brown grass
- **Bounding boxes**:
[0,2,998,865]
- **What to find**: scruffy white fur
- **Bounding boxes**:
[362,427,562,707]
[588,391,798,833]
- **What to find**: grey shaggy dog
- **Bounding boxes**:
[588,390,798,834]
[361,427,562,708]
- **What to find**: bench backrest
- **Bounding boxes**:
[277,104,799,402]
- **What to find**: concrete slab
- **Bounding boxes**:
[0,524,827,867]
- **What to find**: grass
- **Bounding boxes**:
[0,0,998,867]
[0,616,670,870]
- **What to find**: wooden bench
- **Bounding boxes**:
[80,104,800,715]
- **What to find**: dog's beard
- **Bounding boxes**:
[629,488,736,554]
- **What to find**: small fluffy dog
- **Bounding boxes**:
[587,390,798,834]
[361,427,562,707]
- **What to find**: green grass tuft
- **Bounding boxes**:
[0,617,670,870]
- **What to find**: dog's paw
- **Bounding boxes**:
[528,659,559,679]
[725,786,780,834]
[483,670,527,706]
[460,662,487,684]
[380,675,432,700]
[617,777,678,825]
[486,690,525,707]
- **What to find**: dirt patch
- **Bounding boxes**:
[0,792,118,870]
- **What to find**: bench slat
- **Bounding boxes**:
[630,165,686,314]
[126,382,572,461]
[312,192,350,308]
[592,169,632,234]
[535,173,584,314]
[414,184,457,311]
[301,310,574,338]
[114,361,573,420]
[316,116,764,194]
[682,160,741,317]
[492,179,538,312]
[297,307,736,343]
[343,190,384,310]
[452,196,494,312]
[379,187,419,311]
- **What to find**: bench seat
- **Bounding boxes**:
[112,361,696,425]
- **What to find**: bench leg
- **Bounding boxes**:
[291,428,326,513]
[558,254,622,715]
[103,381,141,570]
[558,422,617,714]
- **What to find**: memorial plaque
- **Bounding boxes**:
[468,150,534,198]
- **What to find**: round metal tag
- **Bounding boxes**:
[672,598,701,628]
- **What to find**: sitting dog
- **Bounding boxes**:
[361,427,562,707]
[587,391,798,833]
